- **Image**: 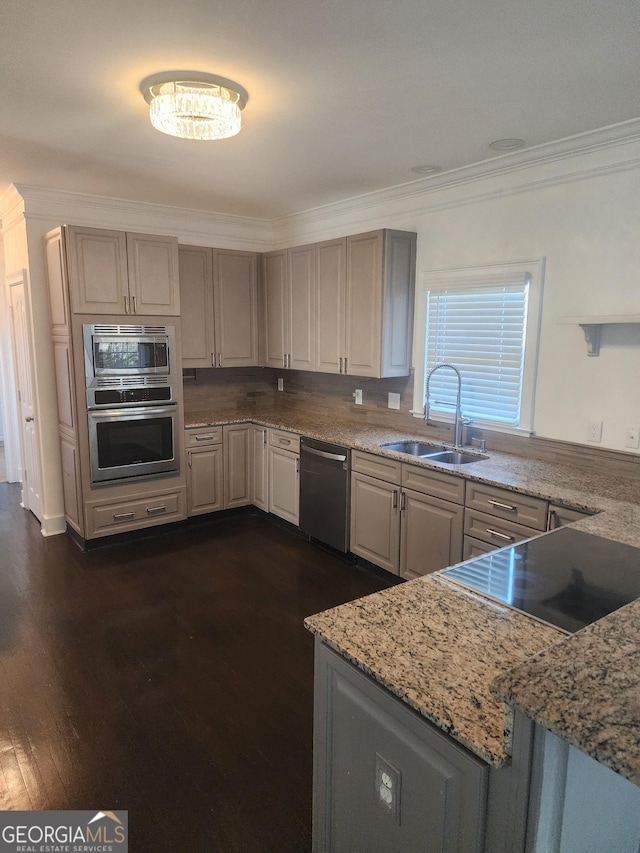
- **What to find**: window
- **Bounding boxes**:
[412,260,544,434]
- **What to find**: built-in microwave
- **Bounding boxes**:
[83,323,177,408]
[84,323,175,378]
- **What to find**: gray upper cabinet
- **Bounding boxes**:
[288,244,316,371]
[262,245,316,371]
[262,249,289,368]
[64,225,180,316]
[316,229,416,378]
[179,245,259,368]
[316,238,347,374]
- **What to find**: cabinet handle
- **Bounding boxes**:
[132,295,137,314]
[287,353,291,368]
[147,505,167,516]
[113,511,134,521]
[124,295,130,314]
[400,492,406,511]
[486,528,514,541]
[278,437,291,445]
[296,458,299,474]
[339,357,343,374]
[263,430,267,446]
[344,357,347,374]
[187,452,192,467]
[487,499,517,512]
[392,490,398,509]
[195,434,215,441]
[548,509,559,530]
[218,352,222,368]
[211,353,216,367]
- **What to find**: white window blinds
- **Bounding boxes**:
[424,279,530,425]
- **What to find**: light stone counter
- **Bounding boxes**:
[186,405,640,778]
[305,575,564,766]
[492,597,640,785]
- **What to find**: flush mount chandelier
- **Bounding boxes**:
[140,71,248,141]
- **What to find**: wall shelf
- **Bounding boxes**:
[560,315,640,357]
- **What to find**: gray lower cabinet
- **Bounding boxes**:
[313,640,536,853]
[223,424,252,508]
[350,452,464,578]
[251,424,269,511]
[313,641,489,852]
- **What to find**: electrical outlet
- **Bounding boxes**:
[277,377,284,391]
[625,426,640,449]
[587,420,603,443]
[353,389,363,405]
[375,754,401,823]
[388,392,401,410]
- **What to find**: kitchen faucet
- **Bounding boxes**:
[425,363,471,449]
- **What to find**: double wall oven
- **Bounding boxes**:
[83,324,180,484]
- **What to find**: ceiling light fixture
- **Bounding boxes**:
[488,138,526,151]
[140,71,248,141]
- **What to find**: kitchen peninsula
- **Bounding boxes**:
[185,404,640,852]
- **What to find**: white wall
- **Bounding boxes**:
[273,131,640,452]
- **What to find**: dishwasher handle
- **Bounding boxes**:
[303,446,347,463]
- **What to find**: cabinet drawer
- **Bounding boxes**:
[87,488,185,537]
[402,464,465,505]
[462,535,499,560]
[465,482,547,531]
[269,428,300,453]
[464,508,539,547]
[547,503,593,530]
[351,450,402,485]
[185,426,222,447]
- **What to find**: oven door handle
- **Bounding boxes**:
[88,404,177,417]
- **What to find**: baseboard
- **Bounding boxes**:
[40,513,67,537]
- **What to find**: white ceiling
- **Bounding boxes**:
[1,0,639,219]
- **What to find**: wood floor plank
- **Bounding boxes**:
[0,484,393,851]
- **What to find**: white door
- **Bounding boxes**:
[8,272,42,521]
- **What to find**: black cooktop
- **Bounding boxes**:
[441,528,640,633]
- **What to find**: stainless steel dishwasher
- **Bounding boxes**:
[299,437,350,552]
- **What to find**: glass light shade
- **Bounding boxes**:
[148,81,242,140]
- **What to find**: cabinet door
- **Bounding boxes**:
[345,231,383,377]
[179,246,215,367]
[288,244,316,371]
[400,488,464,581]
[262,250,289,368]
[223,424,252,508]
[126,232,180,316]
[316,238,346,374]
[65,225,128,314]
[269,447,299,525]
[350,471,400,574]
[187,445,223,515]
[251,425,269,511]
[314,641,488,853]
[214,249,259,367]
[381,230,416,378]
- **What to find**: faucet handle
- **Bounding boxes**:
[471,436,487,452]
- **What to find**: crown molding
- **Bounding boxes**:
[0,184,26,229]
[12,185,275,251]
[272,118,640,244]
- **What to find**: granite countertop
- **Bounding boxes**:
[186,405,640,779]
[185,405,640,547]
[305,575,564,766]
[493,597,640,785]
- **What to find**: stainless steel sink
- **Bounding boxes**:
[380,442,487,464]
[421,450,487,465]
[380,441,438,456]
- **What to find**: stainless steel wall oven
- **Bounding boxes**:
[83,323,180,484]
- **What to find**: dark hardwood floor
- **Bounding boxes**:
[0,483,394,851]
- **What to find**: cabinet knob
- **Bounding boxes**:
[25,416,34,422]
